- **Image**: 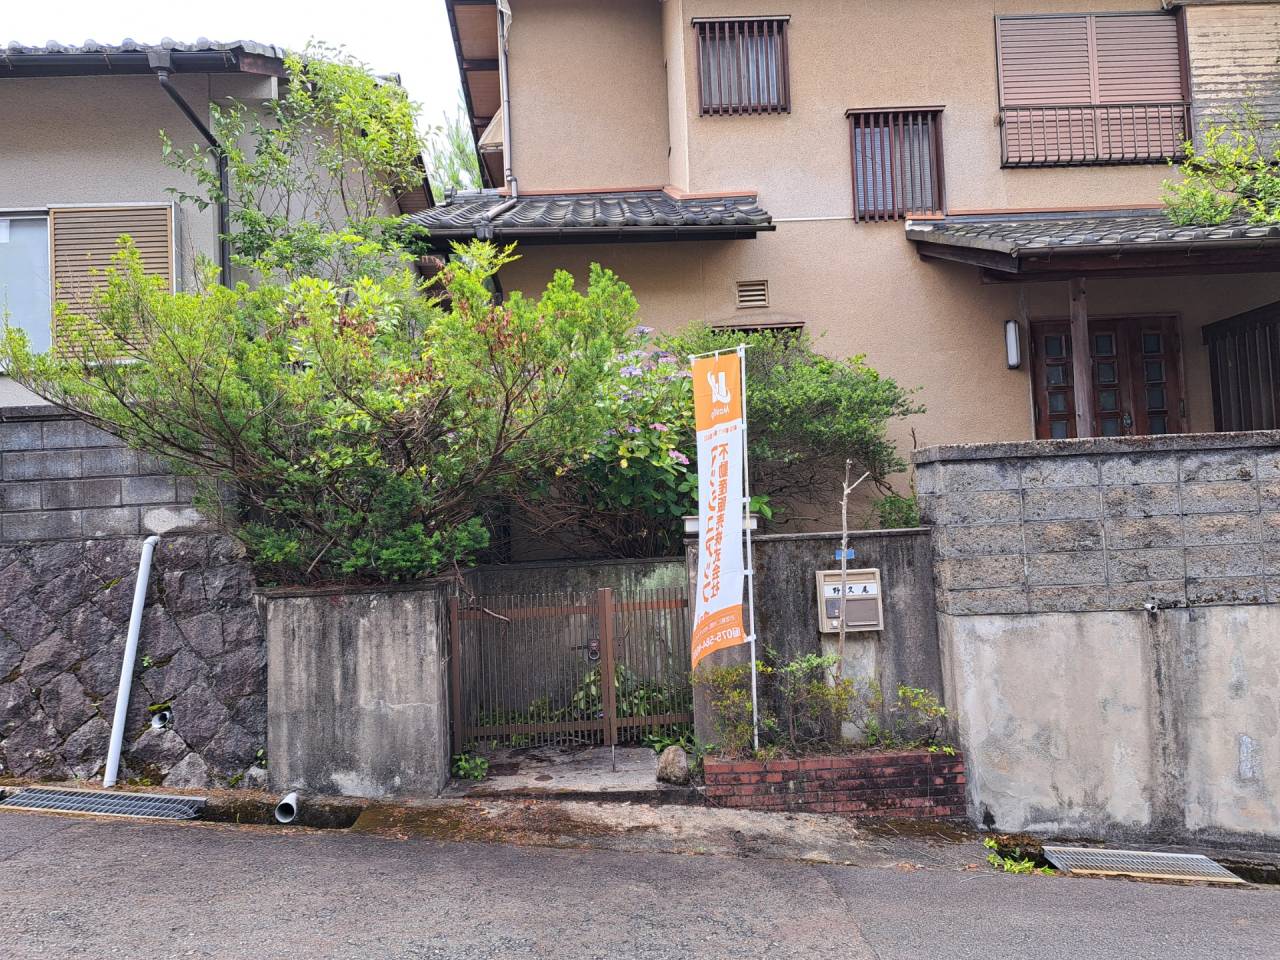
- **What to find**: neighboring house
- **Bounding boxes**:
[417,0,1280,449]
[0,39,432,407]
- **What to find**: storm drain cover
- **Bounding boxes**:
[1043,846,1244,884]
[0,787,205,820]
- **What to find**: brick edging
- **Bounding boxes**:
[703,750,967,818]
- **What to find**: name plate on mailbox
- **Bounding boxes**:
[815,569,884,634]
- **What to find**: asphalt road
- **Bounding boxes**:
[2,812,1276,960]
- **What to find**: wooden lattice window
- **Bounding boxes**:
[1204,301,1280,432]
[847,108,946,222]
[694,17,790,116]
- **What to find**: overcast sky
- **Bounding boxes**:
[4,0,465,131]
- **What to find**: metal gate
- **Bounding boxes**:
[448,587,692,751]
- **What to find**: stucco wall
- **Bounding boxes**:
[500,235,1280,460]
[0,73,250,287]
[920,433,1280,846]
[0,71,277,408]
[941,605,1280,846]
[673,0,1179,213]
[493,0,1280,465]
[507,0,670,191]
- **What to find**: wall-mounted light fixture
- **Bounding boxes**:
[1005,318,1022,369]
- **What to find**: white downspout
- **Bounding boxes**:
[497,0,518,197]
[103,535,160,788]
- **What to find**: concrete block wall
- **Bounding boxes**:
[1,404,210,542]
[0,405,264,789]
[915,431,1280,848]
[916,432,1280,616]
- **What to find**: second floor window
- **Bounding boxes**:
[847,108,946,222]
[996,13,1189,167]
[694,17,790,116]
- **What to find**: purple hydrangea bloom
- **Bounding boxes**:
[620,365,643,377]
[670,450,690,465]
[625,424,642,434]
[650,422,669,432]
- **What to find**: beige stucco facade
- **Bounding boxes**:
[0,73,280,288]
[488,0,1280,466]
[0,71,280,406]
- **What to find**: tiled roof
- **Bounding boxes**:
[3,38,286,58]
[406,190,774,246]
[0,39,287,77]
[905,210,1280,257]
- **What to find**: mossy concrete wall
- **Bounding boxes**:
[265,584,452,799]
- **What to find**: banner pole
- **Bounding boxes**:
[737,344,760,752]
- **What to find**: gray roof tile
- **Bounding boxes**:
[3,38,286,59]
[906,209,1280,256]
[407,189,773,245]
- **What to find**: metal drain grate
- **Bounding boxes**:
[0,787,205,820]
[1043,846,1245,884]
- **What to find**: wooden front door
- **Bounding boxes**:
[1031,316,1184,439]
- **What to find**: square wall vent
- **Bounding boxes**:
[736,279,769,309]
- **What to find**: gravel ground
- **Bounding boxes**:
[2,809,1276,960]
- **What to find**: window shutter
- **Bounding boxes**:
[847,108,946,222]
[1093,14,1183,104]
[997,13,1188,166]
[997,16,1094,107]
[50,205,174,356]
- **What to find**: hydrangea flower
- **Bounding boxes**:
[670,450,690,466]
[650,422,669,432]
[620,365,643,377]
[625,424,642,434]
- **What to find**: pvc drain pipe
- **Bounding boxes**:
[103,535,160,789]
[275,792,300,824]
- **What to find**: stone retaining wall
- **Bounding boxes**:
[703,751,967,818]
[0,405,264,789]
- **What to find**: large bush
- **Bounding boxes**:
[0,242,638,583]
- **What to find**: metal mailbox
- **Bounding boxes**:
[815,568,884,634]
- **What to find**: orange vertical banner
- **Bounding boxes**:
[690,352,747,670]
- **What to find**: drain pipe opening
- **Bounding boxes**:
[150,708,173,730]
[274,791,300,824]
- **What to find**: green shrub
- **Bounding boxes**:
[874,493,920,529]
[452,753,489,781]
[1164,108,1280,227]
[864,684,949,749]
[693,661,773,759]
[695,655,949,760]
[515,324,921,558]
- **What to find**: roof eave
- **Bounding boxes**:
[0,48,285,79]
[423,223,775,249]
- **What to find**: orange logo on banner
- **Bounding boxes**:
[691,353,746,670]
[693,353,742,432]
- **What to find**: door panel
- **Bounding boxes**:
[1031,315,1183,439]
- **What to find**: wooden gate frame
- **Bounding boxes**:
[448,587,690,753]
